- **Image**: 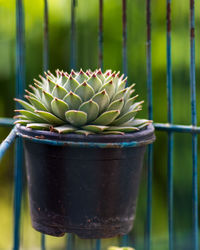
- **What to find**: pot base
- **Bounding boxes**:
[32,219,133,239]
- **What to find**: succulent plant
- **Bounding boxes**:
[14,69,151,135]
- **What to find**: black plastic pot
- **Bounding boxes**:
[17,124,155,239]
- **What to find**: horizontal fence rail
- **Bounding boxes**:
[0,0,199,249]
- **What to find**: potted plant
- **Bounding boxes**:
[14,69,155,239]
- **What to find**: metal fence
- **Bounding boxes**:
[0,0,199,249]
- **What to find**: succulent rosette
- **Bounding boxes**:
[14,69,151,135]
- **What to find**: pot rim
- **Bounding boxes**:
[16,124,155,148]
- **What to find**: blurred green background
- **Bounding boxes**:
[0,0,200,249]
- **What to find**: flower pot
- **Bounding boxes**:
[16,124,155,239]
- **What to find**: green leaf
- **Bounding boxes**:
[120,97,141,115]
[29,85,42,100]
[47,70,56,79]
[39,75,51,92]
[33,78,43,87]
[79,100,99,122]
[87,74,102,92]
[130,101,144,111]
[63,75,79,92]
[13,115,29,120]
[111,109,139,126]
[138,123,150,130]
[75,69,89,83]
[82,125,108,133]
[63,91,82,109]
[75,130,94,136]
[14,119,32,125]
[51,98,69,120]
[25,89,37,99]
[52,84,68,99]
[26,123,52,130]
[100,80,115,98]
[46,77,57,92]
[42,90,54,111]
[96,69,105,82]
[33,81,44,91]
[86,69,92,77]
[107,98,124,111]
[75,81,95,102]
[104,71,115,84]
[112,73,121,90]
[117,77,127,91]
[105,126,139,133]
[53,125,76,133]
[55,71,68,85]
[15,110,46,122]
[35,110,64,125]
[65,110,87,126]
[92,110,120,125]
[112,88,127,101]
[92,90,110,113]
[102,131,124,135]
[103,69,112,77]
[14,98,35,112]
[125,83,136,100]
[25,95,48,111]
[122,119,152,127]
[70,69,77,77]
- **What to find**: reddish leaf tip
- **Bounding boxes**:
[116,72,120,78]
[97,69,102,75]
[71,70,76,75]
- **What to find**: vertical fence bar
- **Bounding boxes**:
[41,1,49,248]
[14,0,25,249]
[122,0,127,77]
[43,0,49,72]
[95,1,104,250]
[189,1,198,249]
[98,0,103,70]
[96,239,101,250]
[70,0,76,69]
[166,1,174,250]
[145,0,153,249]
[121,1,128,246]
[67,1,77,249]
[13,137,23,250]
[94,2,104,250]
[95,3,104,250]
[66,234,76,250]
